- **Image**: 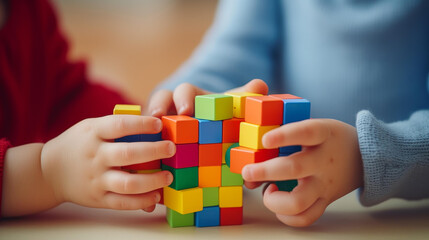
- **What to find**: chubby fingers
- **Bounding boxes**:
[172,83,211,116]
[103,190,161,210]
[147,89,176,117]
[262,119,331,149]
[93,115,162,140]
[226,79,269,95]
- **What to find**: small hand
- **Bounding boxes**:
[242,119,363,227]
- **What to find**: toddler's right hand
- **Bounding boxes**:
[40,115,175,211]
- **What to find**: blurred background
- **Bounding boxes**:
[52,0,218,105]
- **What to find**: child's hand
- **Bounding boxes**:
[147,79,269,117]
[242,119,363,227]
[41,115,175,211]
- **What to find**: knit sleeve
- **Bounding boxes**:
[0,138,12,217]
[156,0,282,93]
[356,110,429,206]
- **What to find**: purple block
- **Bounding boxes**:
[162,143,198,168]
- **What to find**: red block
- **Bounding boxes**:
[122,160,161,171]
[230,146,279,174]
[245,96,283,126]
[161,115,199,144]
[162,143,198,168]
[199,143,222,166]
[222,118,244,143]
[220,207,243,226]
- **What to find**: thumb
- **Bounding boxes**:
[226,79,269,95]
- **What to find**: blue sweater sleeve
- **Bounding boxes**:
[156,0,281,92]
[356,110,429,206]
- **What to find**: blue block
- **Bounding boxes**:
[198,119,222,144]
[279,145,301,155]
[195,206,220,227]
[283,99,311,124]
[115,132,162,142]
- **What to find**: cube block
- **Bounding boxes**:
[276,180,298,192]
[166,208,194,228]
[162,143,198,169]
[199,143,222,166]
[219,186,243,208]
[239,122,279,149]
[122,160,161,171]
[269,94,302,100]
[230,147,279,174]
[163,187,203,214]
[195,206,220,227]
[162,165,198,190]
[135,169,161,174]
[222,143,234,164]
[245,96,283,126]
[220,207,243,226]
[199,166,221,187]
[225,143,239,167]
[225,92,262,118]
[198,119,222,144]
[221,164,243,186]
[162,115,198,144]
[283,99,311,124]
[113,104,141,115]
[203,187,219,207]
[280,145,302,155]
[222,118,244,143]
[195,94,233,121]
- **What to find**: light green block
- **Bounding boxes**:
[221,164,243,186]
[202,187,219,207]
[166,208,194,228]
[195,94,233,121]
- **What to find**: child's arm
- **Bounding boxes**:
[1,115,174,217]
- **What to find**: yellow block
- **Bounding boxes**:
[222,143,234,164]
[163,187,203,214]
[225,92,262,118]
[219,186,243,208]
[239,122,279,149]
[113,104,141,115]
[136,169,161,174]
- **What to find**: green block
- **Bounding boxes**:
[203,187,219,207]
[195,94,233,121]
[166,208,194,228]
[162,164,198,190]
[225,143,239,167]
[221,164,243,186]
[276,180,298,192]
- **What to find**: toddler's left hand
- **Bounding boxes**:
[242,119,363,227]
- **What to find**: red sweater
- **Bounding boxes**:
[0,0,131,216]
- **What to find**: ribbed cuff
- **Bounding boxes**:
[0,138,12,218]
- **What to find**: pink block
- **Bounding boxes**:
[162,143,198,168]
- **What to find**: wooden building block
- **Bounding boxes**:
[230,147,279,174]
[195,94,233,121]
[135,169,161,174]
[162,143,198,169]
[202,187,219,207]
[221,164,243,186]
[122,160,161,171]
[222,143,234,164]
[161,115,198,144]
[219,186,243,208]
[163,187,203,214]
[225,143,239,167]
[199,143,222,166]
[195,206,220,227]
[198,119,222,144]
[239,122,279,149]
[161,165,198,190]
[199,166,221,187]
[276,180,298,192]
[224,92,262,118]
[113,104,141,115]
[283,99,311,124]
[244,96,283,126]
[269,94,302,100]
[166,208,194,228]
[222,118,243,143]
[220,207,243,226]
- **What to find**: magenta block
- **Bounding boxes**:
[162,143,198,168]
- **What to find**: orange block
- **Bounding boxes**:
[222,118,244,143]
[269,94,302,100]
[230,146,279,174]
[199,166,221,187]
[245,96,283,126]
[199,143,222,166]
[161,115,199,144]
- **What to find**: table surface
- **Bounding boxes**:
[1,189,428,240]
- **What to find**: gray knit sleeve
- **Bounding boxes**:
[356,110,429,206]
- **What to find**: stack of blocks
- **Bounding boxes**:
[112,91,310,228]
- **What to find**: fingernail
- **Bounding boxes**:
[165,171,173,185]
[153,118,162,132]
[151,108,161,117]
[178,104,188,115]
[242,166,252,180]
[167,142,176,156]
[155,192,161,203]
